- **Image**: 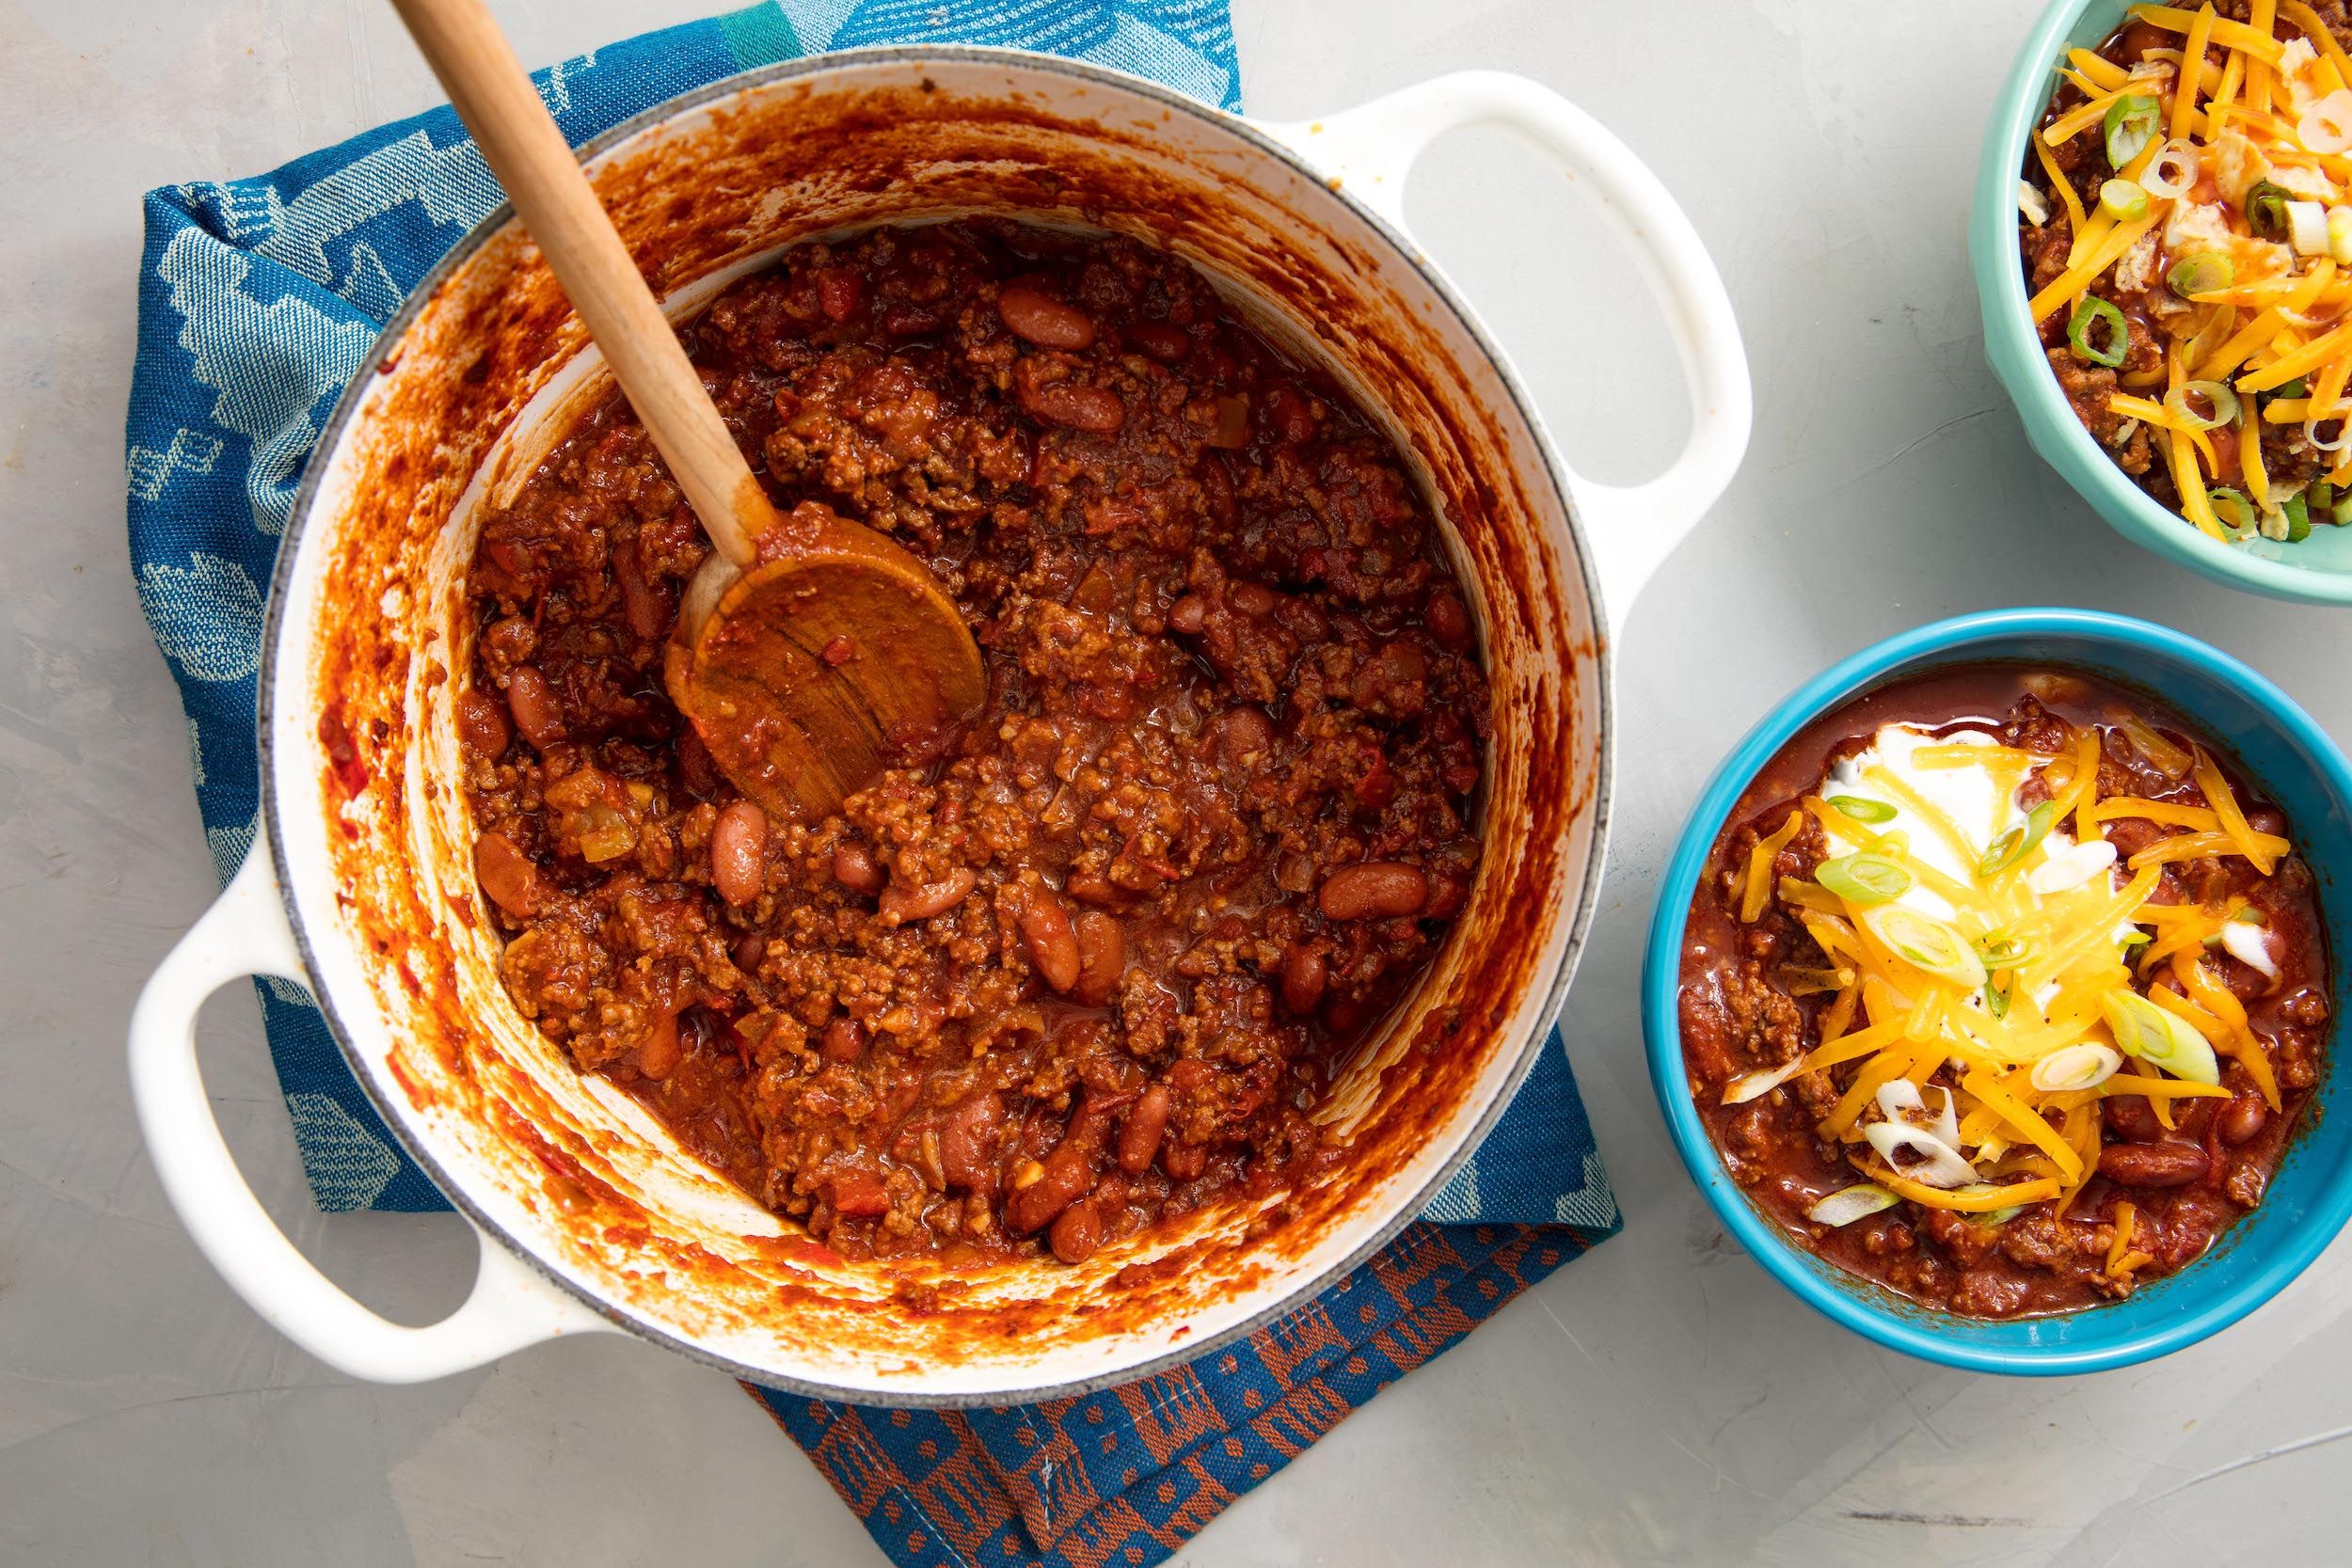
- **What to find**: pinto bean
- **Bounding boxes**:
[881,865,977,924]
[637,1008,683,1081]
[1072,911,1125,1006]
[1117,1084,1171,1175]
[473,830,541,918]
[1319,863,1429,921]
[1279,942,1327,1015]
[1168,594,1207,634]
[710,800,768,907]
[2218,1094,2270,1147]
[1019,886,1082,992]
[1216,705,1275,767]
[998,285,1097,350]
[505,665,563,749]
[820,1017,865,1062]
[481,614,536,667]
[2098,1141,2212,1187]
[456,688,512,757]
[1424,589,1471,649]
[833,838,886,896]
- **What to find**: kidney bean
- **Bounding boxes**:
[1279,942,1327,1015]
[615,546,670,642]
[637,1008,683,1081]
[1319,862,1429,921]
[456,688,512,757]
[1117,1084,1171,1176]
[505,665,564,749]
[997,285,1097,350]
[731,931,767,974]
[1216,705,1275,767]
[1424,589,1471,649]
[815,267,864,323]
[1161,1138,1207,1180]
[2246,806,2287,839]
[710,800,768,907]
[2103,1095,2164,1143]
[1126,320,1191,361]
[1016,368,1125,433]
[881,864,977,924]
[1072,911,1125,1006]
[1019,886,1082,992]
[1050,1197,1107,1264]
[820,1017,865,1062]
[473,830,541,918]
[1168,594,1207,634]
[833,838,886,896]
[2218,1094,2270,1147]
[940,1093,1005,1193]
[1265,384,1317,444]
[1006,1090,1121,1233]
[2098,1141,2212,1187]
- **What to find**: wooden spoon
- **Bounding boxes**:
[390,0,985,818]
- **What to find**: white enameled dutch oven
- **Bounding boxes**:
[129,51,1750,1402]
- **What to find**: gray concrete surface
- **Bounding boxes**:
[6,0,2352,1562]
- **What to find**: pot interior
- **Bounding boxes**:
[267,51,1604,1400]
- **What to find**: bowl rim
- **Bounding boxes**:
[1970,0,2352,608]
[1641,606,2352,1373]
[253,45,1619,1404]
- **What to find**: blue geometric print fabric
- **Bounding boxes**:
[125,6,1617,1563]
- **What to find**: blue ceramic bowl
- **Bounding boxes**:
[1644,610,2352,1372]
[1973,0,2352,604]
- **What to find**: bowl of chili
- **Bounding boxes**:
[129,52,1749,1401]
[1975,0,2352,603]
[1645,609,2352,1372]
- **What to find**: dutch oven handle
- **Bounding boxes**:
[1262,71,1752,641]
[128,845,619,1382]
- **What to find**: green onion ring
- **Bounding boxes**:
[2067,297,2130,369]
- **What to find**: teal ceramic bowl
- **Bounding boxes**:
[1972,0,2352,604]
[1644,610,2352,1372]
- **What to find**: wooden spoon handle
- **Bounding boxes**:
[389,0,771,569]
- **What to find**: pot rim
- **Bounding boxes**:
[258,42,1617,1404]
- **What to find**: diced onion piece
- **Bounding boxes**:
[2141,138,2200,199]
[2330,206,2352,266]
[1722,1058,1805,1105]
[2220,918,2280,978]
[1862,906,1990,989]
[1806,1184,1899,1227]
[2164,379,2240,432]
[2288,199,2331,258]
[2300,89,2352,154]
[2027,837,2120,895]
[2102,989,2223,1085]
[2030,1041,2124,1092]
[1863,1122,1979,1188]
[2019,179,2051,227]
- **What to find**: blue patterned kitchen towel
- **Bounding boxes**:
[126,7,1619,1561]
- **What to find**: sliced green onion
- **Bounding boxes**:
[2099,178,2151,221]
[1828,794,1898,825]
[2102,990,2221,1084]
[1806,1184,1900,1227]
[1967,1203,2029,1227]
[2333,494,2352,526]
[2029,1042,2123,1092]
[2068,297,2129,368]
[2105,94,2161,170]
[2122,930,2154,952]
[2311,481,2333,514]
[1818,852,1914,906]
[2208,486,2259,540]
[2273,376,2312,400]
[2284,491,2313,544]
[1977,930,2042,969]
[2167,252,2235,297]
[1861,906,1989,989]
[2163,379,2240,432]
[1979,800,2058,879]
[1984,975,2013,1020]
[2248,179,2296,241]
